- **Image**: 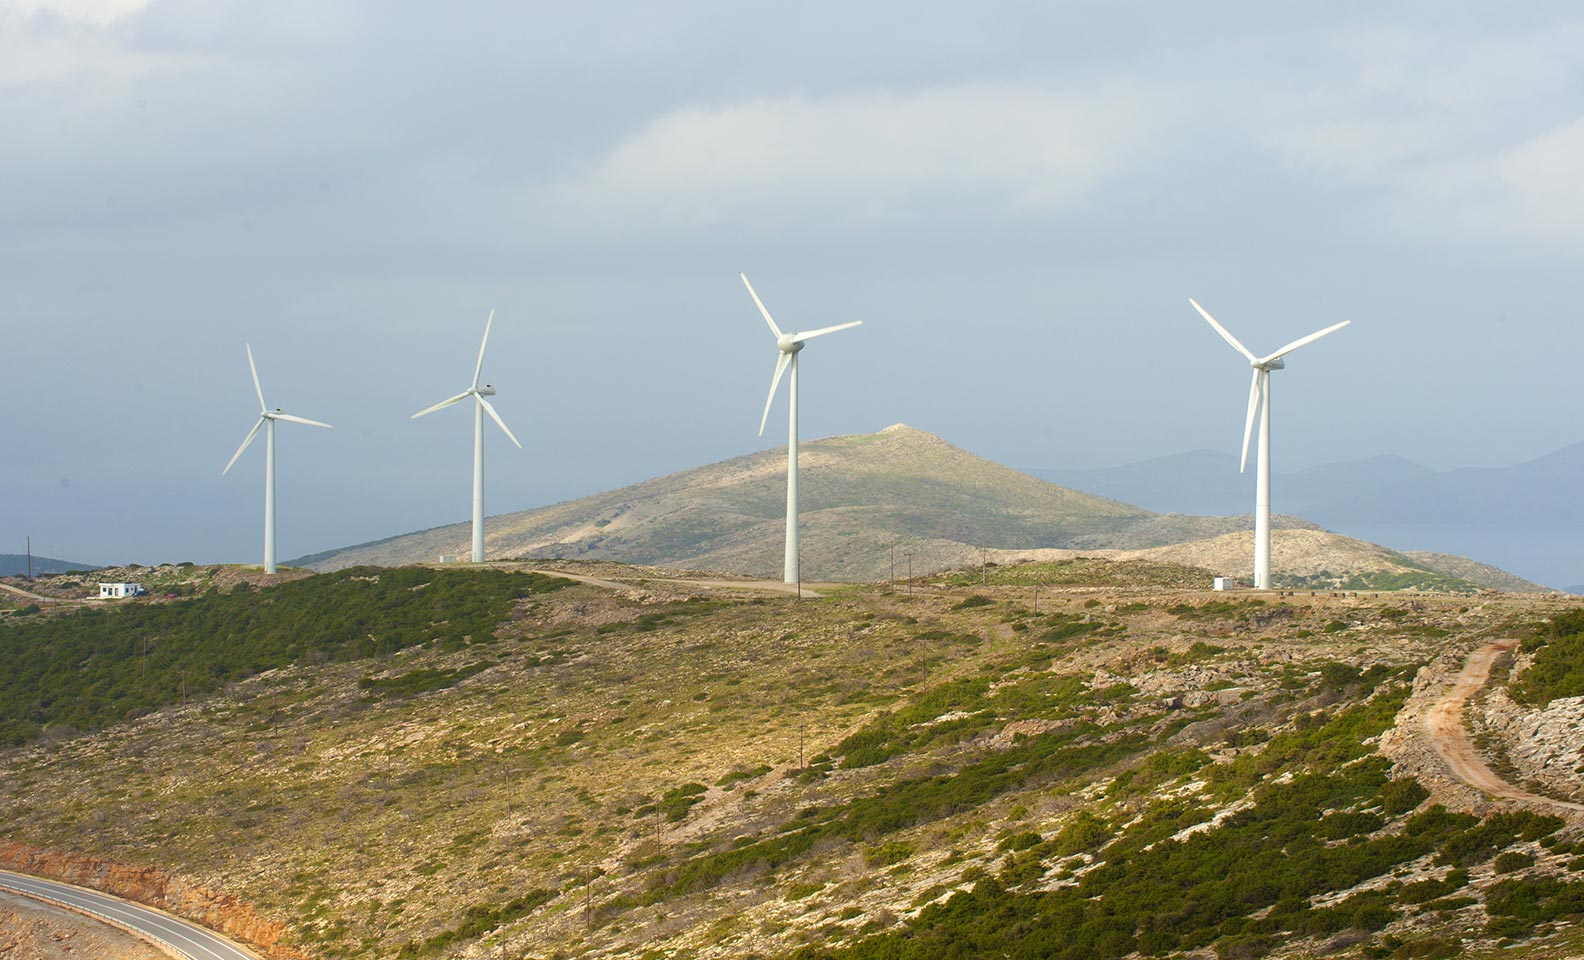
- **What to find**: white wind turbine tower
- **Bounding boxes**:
[411,310,521,563]
[1190,298,1349,590]
[741,273,862,585]
[222,344,333,574]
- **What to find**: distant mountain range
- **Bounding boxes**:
[1033,443,1584,590]
[295,425,1536,591]
[0,554,98,577]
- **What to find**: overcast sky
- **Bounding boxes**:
[4,1,1584,566]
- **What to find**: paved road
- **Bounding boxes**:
[0,870,261,960]
[1424,641,1584,814]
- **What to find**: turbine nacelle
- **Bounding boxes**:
[477,384,497,396]
[1252,358,1285,371]
[222,344,332,476]
[741,273,862,437]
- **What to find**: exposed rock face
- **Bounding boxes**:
[0,842,307,960]
[1486,689,1584,803]
[0,890,167,959]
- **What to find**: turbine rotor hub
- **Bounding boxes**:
[778,335,803,354]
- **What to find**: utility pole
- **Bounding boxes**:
[906,552,914,598]
[25,536,31,579]
[982,547,987,586]
[181,669,187,708]
[1033,583,1039,613]
[889,544,895,587]
[797,557,801,600]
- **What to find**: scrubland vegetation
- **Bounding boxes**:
[0,560,1581,960]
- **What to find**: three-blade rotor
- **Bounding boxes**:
[223,344,333,475]
[410,309,522,448]
[1189,298,1349,473]
[741,273,862,436]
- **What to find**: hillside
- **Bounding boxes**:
[0,554,98,577]
[293,425,1321,579]
[1112,530,1548,593]
[1035,442,1584,590]
[1,563,1583,960]
[956,530,1546,593]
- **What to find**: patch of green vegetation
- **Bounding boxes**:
[1512,608,1584,706]
[952,595,992,610]
[394,888,558,957]
[1484,874,1584,938]
[358,661,496,699]
[1038,612,1113,646]
[0,567,570,745]
[945,558,1215,589]
[1272,570,1479,593]
[646,727,1151,903]
[1166,599,1266,622]
[660,783,708,822]
[835,666,1126,771]
[790,691,1573,960]
[717,765,772,787]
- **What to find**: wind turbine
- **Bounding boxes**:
[741,273,862,585]
[411,309,521,563]
[222,344,332,574]
[1190,298,1348,590]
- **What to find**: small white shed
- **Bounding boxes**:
[98,582,146,599]
[1212,577,1238,592]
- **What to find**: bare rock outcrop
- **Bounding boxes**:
[0,842,307,960]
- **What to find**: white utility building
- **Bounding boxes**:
[98,582,146,599]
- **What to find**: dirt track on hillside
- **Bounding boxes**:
[1425,641,1584,814]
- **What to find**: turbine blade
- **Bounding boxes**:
[223,418,265,475]
[1261,320,1351,363]
[246,343,266,412]
[741,273,783,338]
[793,320,862,342]
[472,308,494,390]
[477,395,522,448]
[1240,369,1261,474]
[273,412,333,429]
[411,390,472,419]
[758,351,792,437]
[1189,298,1257,362]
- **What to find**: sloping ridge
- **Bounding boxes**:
[294,425,1309,579]
[293,424,1533,589]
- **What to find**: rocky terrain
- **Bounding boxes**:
[0,559,1581,959]
[290,425,1328,578]
[0,890,167,959]
[290,425,1537,593]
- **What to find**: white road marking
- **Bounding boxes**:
[0,870,261,960]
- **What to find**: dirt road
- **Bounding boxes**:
[0,582,85,605]
[521,568,824,598]
[1425,640,1584,814]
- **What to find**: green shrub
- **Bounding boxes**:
[0,567,569,739]
[1380,778,1429,815]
